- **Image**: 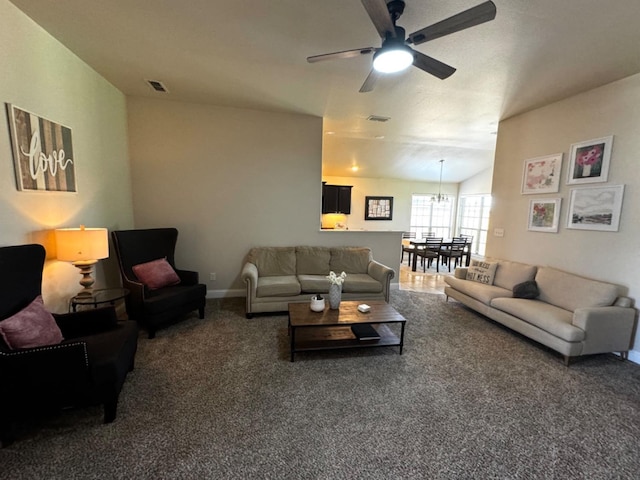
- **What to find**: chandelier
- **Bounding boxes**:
[431,159,449,203]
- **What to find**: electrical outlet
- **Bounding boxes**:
[494,228,504,237]
[209,273,216,281]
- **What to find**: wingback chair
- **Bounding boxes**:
[111,228,206,338]
[0,244,138,446]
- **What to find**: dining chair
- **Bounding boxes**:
[415,237,443,272]
[440,237,468,272]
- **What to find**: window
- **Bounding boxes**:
[457,195,491,256]
[409,195,453,238]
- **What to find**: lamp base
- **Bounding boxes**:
[73,260,98,297]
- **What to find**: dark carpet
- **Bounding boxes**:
[2,290,640,479]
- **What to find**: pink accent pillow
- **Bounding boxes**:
[132,258,181,290]
[0,296,64,350]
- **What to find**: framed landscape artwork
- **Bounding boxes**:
[527,198,561,233]
[365,196,393,220]
[521,153,563,194]
[566,135,613,185]
[6,104,77,192]
[567,185,624,232]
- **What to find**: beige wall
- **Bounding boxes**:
[488,73,640,362]
[321,175,458,232]
[459,167,493,195]
[0,1,134,312]
[127,98,403,296]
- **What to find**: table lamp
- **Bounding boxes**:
[55,225,109,297]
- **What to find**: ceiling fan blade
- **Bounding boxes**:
[359,69,381,93]
[412,51,456,79]
[361,0,396,38]
[307,47,375,63]
[408,1,497,45]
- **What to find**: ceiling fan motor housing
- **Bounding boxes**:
[387,0,406,23]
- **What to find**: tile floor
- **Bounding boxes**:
[397,255,454,295]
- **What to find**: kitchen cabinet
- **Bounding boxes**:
[322,184,352,214]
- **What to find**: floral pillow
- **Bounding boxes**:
[0,295,64,350]
[132,257,181,290]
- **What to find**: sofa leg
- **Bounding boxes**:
[198,306,205,319]
[246,313,253,319]
[618,351,629,361]
[563,355,572,367]
[148,329,156,339]
[104,398,118,424]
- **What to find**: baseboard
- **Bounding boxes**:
[206,288,245,299]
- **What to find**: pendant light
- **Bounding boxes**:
[431,159,449,203]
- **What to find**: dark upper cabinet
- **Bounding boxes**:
[322,184,352,214]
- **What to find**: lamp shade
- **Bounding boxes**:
[55,226,109,263]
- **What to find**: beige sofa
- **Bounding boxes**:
[241,246,394,318]
[444,259,636,364]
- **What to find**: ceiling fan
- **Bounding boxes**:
[307,0,497,92]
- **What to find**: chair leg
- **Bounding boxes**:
[148,329,156,339]
[104,397,118,423]
[198,306,205,319]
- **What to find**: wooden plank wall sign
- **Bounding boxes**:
[6,104,77,192]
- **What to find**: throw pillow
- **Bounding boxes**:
[132,257,181,290]
[0,295,64,350]
[512,280,539,299]
[466,260,498,285]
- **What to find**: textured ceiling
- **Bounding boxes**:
[10,0,640,182]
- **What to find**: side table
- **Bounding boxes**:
[69,288,130,313]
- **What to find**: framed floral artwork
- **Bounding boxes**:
[567,185,624,232]
[521,153,563,194]
[527,198,561,233]
[566,135,613,185]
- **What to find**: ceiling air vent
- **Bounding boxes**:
[367,115,390,122]
[146,79,169,93]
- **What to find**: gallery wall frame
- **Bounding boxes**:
[364,196,393,220]
[566,184,624,232]
[527,198,561,233]
[6,103,77,192]
[566,135,613,185]
[521,153,563,194]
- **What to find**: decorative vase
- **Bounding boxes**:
[310,295,325,312]
[329,284,342,310]
[582,164,592,177]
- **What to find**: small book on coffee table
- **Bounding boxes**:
[351,323,380,341]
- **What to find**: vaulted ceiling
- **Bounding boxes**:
[10,0,640,182]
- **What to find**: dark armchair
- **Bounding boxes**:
[111,228,206,339]
[0,244,138,446]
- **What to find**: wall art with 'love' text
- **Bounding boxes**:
[6,104,76,192]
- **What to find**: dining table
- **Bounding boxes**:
[409,238,472,272]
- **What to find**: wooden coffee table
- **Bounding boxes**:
[287,300,406,362]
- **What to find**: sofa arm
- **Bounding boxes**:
[572,306,636,355]
[368,261,395,302]
[454,268,468,279]
[241,262,259,315]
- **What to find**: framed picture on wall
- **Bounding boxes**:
[6,103,77,192]
[527,198,561,233]
[566,135,613,185]
[521,153,563,194]
[365,196,393,220]
[567,185,624,231]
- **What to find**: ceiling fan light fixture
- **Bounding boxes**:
[373,47,413,73]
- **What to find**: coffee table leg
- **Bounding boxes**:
[399,322,406,355]
[290,326,296,362]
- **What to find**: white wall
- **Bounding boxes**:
[488,73,640,362]
[322,175,459,231]
[0,0,134,312]
[459,167,493,195]
[127,98,403,295]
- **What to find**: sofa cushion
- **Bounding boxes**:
[256,275,301,297]
[342,274,383,294]
[493,260,538,290]
[444,276,512,305]
[490,297,584,342]
[249,247,296,277]
[298,274,330,293]
[535,267,619,312]
[145,284,207,314]
[466,259,498,285]
[296,246,331,275]
[330,247,372,274]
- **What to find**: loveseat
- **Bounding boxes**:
[241,246,395,318]
[444,259,636,365]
